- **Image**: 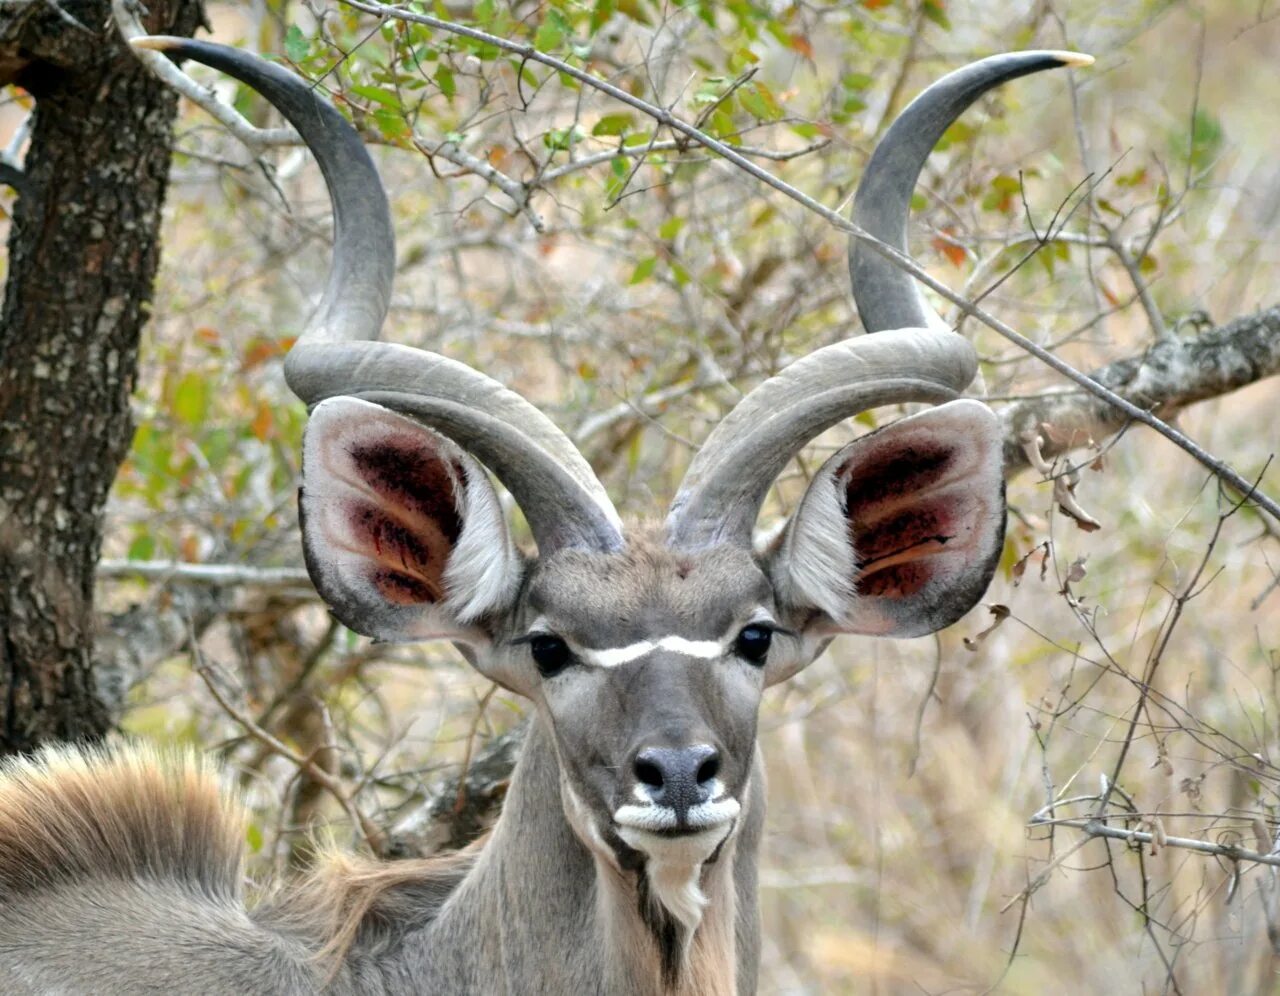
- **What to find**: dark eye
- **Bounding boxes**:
[530,634,573,677]
[734,624,772,665]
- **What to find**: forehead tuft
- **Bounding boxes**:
[528,528,768,643]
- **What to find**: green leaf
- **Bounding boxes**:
[434,64,456,99]
[535,11,566,52]
[284,25,309,64]
[937,120,974,151]
[605,156,628,199]
[738,82,781,121]
[590,0,617,33]
[1188,108,1224,172]
[543,125,584,151]
[658,216,684,240]
[922,0,952,30]
[173,372,209,427]
[592,113,635,137]
[127,533,155,561]
[350,84,400,110]
[629,256,657,284]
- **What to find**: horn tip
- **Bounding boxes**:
[130,35,185,52]
[1048,50,1095,68]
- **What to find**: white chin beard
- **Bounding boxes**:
[616,821,735,935]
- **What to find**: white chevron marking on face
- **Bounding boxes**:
[582,636,725,669]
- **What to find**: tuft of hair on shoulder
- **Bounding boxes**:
[261,834,487,978]
[0,741,246,902]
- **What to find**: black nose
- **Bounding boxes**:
[632,744,721,820]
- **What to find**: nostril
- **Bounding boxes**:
[696,754,720,785]
[634,758,664,789]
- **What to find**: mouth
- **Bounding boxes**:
[613,796,741,837]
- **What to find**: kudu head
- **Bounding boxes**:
[141,38,1085,926]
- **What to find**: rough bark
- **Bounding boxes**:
[0,0,204,754]
[1000,308,1280,473]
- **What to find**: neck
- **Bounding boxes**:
[399,715,762,995]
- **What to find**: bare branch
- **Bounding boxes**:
[192,640,385,853]
[1001,307,1280,474]
[97,559,314,588]
[1031,814,1280,869]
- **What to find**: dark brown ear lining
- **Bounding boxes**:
[849,493,972,563]
[858,560,933,599]
[347,437,464,546]
[842,444,956,510]
[371,569,442,605]
[343,501,454,605]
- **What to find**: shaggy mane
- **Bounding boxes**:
[0,743,245,902]
[261,838,484,971]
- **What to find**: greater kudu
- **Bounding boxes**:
[0,38,1088,995]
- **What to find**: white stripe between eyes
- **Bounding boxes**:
[582,636,725,669]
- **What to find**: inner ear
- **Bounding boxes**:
[771,399,1006,639]
[300,397,522,644]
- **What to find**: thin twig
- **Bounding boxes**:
[188,629,385,852]
[1031,814,1280,869]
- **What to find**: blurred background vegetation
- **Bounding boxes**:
[4,0,1280,991]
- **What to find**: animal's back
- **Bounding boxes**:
[0,744,319,995]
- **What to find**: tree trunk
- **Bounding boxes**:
[0,0,203,754]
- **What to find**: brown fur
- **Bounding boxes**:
[0,743,245,902]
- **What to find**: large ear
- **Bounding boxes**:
[299,397,522,644]
[770,399,1005,640]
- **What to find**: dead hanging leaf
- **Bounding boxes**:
[1180,775,1203,810]
[963,604,1010,651]
[1054,474,1102,532]
[1057,556,1088,597]
[1011,541,1049,586]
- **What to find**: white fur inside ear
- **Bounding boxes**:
[301,397,521,640]
[442,458,521,623]
[772,459,858,622]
